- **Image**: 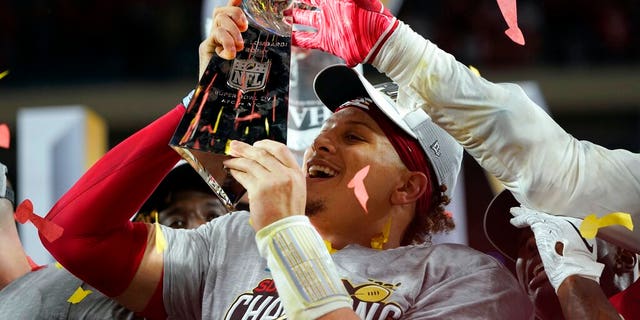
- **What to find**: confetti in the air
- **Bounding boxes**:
[497,0,525,45]
[579,212,633,239]
[347,165,370,213]
[0,124,9,149]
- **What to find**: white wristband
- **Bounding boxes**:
[255,216,352,319]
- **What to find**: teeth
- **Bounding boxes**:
[308,165,337,178]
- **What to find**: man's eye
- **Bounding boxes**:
[345,133,363,141]
[169,220,186,229]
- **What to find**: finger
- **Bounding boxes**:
[509,215,531,228]
[227,140,289,173]
[294,0,316,7]
[354,0,384,13]
[210,5,247,38]
[224,158,259,188]
[509,207,539,228]
[253,140,299,169]
[292,31,320,50]
[200,10,247,63]
[291,7,321,28]
[509,206,528,218]
[214,18,245,58]
[215,8,248,42]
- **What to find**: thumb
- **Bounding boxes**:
[509,207,543,228]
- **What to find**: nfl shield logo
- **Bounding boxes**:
[227,58,272,93]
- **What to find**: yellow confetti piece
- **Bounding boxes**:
[468,65,481,77]
[0,70,9,80]
[224,140,233,155]
[324,240,338,254]
[153,211,167,253]
[67,287,92,304]
[55,262,63,269]
[579,212,634,239]
[370,216,393,250]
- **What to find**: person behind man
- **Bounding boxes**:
[287,0,640,252]
[484,190,638,319]
[0,162,29,290]
[36,1,532,319]
[0,161,227,319]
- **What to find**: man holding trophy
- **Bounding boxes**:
[38,0,532,319]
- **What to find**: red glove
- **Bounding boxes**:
[290,0,398,67]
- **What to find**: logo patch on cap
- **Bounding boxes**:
[430,140,442,157]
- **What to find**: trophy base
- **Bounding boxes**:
[171,146,246,212]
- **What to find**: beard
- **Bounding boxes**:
[305,198,325,216]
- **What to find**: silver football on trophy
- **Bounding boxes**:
[242,0,292,37]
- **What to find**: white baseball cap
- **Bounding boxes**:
[313,64,463,199]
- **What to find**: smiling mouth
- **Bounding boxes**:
[307,165,338,178]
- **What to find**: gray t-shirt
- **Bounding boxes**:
[0,264,141,320]
[162,211,533,319]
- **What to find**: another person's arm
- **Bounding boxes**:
[41,105,184,317]
[291,0,640,248]
[0,164,30,290]
[558,275,621,319]
[511,207,622,319]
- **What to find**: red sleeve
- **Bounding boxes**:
[41,105,185,298]
[609,278,640,319]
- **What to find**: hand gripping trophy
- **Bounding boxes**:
[171,0,292,211]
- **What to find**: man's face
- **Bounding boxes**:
[515,229,563,319]
[158,190,226,229]
[302,107,410,247]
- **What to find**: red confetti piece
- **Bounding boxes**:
[14,199,64,242]
[347,165,370,214]
[26,256,45,272]
[497,0,525,45]
[0,124,9,149]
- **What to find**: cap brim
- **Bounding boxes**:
[483,189,522,263]
[314,64,416,138]
[136,161,217,218]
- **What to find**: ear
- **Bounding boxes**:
[390,171,428,205]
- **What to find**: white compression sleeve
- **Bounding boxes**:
[255,215,352,319]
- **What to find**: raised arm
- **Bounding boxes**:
[41,105,184,318]
[291,0,640,251]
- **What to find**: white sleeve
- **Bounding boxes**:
[373,22,640,251]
